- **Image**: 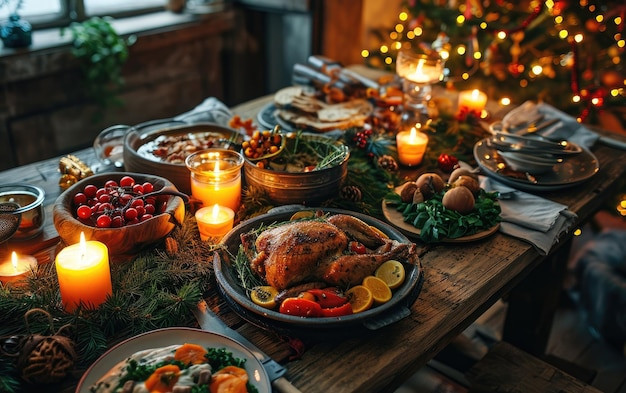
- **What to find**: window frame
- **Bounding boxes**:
[5,0,166,29]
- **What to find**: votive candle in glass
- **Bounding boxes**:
[195,204,235,241]
[396,125,429,166]
[458,89,487,115]
[185,149,244,212]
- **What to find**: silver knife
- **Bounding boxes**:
[193,282,301,390]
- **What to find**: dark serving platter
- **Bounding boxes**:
[214,207,424,336]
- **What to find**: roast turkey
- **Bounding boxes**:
[241,214,419,290]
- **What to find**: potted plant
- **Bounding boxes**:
[0,0,32,48]
[62,17,136,109]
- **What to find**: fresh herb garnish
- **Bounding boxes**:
[206,347,247,370]
[386,189,501,243]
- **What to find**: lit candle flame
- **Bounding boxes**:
[79,232,87,262]
[11,251,17,271]
[471,89,480,100]
[409,123,422,143]
[212,204,220,220]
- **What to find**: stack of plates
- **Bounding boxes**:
[474,133,599,191]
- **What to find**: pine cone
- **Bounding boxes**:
[340,185,362,202]
[377,155,399,172]
[17,334,76,385]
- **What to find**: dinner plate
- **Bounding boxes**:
[474,138,599,192]
[382,186,500,243]
[76,327,271,393]
[257,103,280,130]
[214,207,423,334]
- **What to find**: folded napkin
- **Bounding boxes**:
[502,101,599,148]
[480,176,577,255]
[174,97,233,126]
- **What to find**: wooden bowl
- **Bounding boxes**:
[53,172,186,257]
[123,121,244,194]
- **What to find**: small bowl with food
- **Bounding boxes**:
[123,119,244,194]
[53,172,187,257]
[242,131,350,205]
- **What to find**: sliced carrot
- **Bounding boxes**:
[174,343,208,365]
[209,366,249,393]
[144,364,180,393]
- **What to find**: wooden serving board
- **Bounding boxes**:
[381,185,500,244]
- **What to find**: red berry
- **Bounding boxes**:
[132,184,144,194]
[120,176,135,187]
[77,205,92,219]
[84,184,97,198]
[73,192,87,206]
[96,188,107,198]
[104,180,118,188]
[135,205,146,217]
[96,215,112,228]
[142,182,154,193]
[127,218,140,225]
[140,214,153,222]
[144,204,155,215]
[119,194,133,205]
[131,199,144,208]
[98,194,111,203]
[437,153,459,173]
[124,207,138,221]
[111,216,124,228]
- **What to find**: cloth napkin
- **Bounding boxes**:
[480,175,577,255]
[501,101,599,148]
[174,97,233,126]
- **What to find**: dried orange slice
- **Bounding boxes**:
[374,260,405,290]
[362,276,392,305]
[345,285,373,314]
[289,210,315,220]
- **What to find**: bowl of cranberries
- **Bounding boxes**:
[53,172,186,256]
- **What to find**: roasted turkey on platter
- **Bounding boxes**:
[241,214,419,290]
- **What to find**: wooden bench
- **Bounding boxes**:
[466,341,602,393]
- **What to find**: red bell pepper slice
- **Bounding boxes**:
[279,297,322,317]
[307,288,348,309]
[321,302,353,317]
[349,241,367,254]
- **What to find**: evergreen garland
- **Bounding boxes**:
[0,213,215,391]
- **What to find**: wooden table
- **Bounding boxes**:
[1,95,625,393]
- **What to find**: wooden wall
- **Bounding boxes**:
[0,11,241,171]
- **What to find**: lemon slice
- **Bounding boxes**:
[289,210,316,221]
[374,260,406,290]
[362,276,392,305]
[345,285,373,314]
[250,286,279,309]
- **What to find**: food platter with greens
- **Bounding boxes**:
[383,171,501,243]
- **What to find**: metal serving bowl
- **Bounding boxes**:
[0,184,45,240]
[242,133,350,205]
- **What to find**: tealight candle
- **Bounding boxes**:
[458,89,487,114]
[195,204,235,241]
[396,125,429,166]
[0,251,37,286]
[55,232,112,312]
[185,149,244,211]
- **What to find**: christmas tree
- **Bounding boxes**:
[363,0,625,123]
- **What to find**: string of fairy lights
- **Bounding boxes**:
[361,0,625,123]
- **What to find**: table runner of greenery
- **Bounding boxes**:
[0,107,487,392]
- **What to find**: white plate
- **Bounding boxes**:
[76,327,271,393]
[474,138,599,191]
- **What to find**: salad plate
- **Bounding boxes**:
[214,207,423,335]
[76,327,271,393]
[474,138,599,192]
